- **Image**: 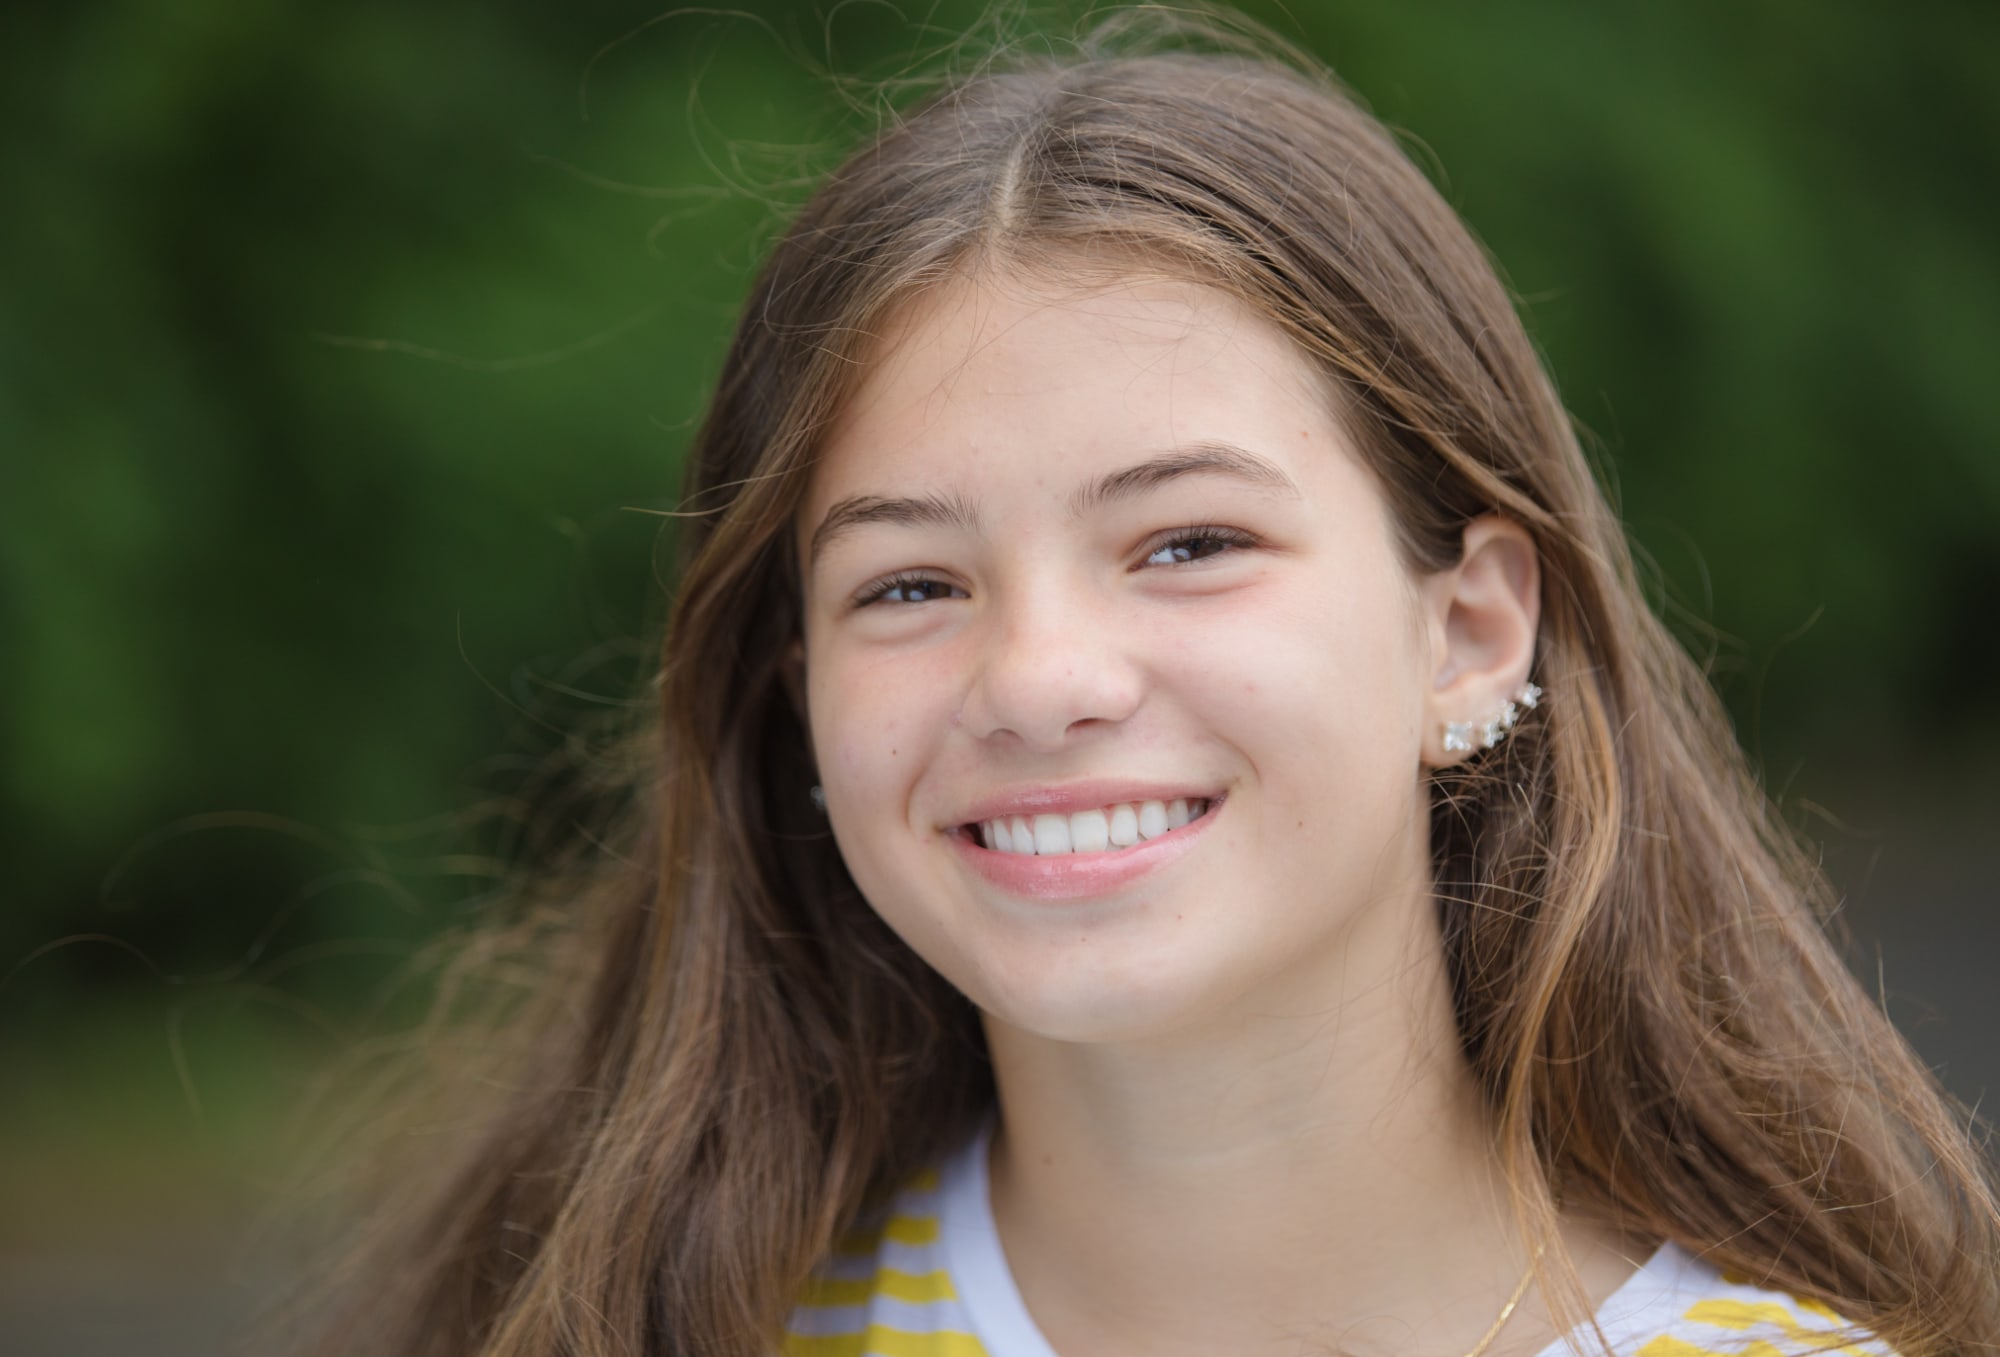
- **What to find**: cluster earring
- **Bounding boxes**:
[809,784,827,812]
[1443,682,1543,755]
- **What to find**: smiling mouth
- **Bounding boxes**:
[966,797,1217,855]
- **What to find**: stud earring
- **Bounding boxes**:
[1443,682,1543,755]
[809,784,827,812]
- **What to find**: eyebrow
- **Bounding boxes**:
[1065,440,1300,517]
[807,489,982,571]
[807,440,1301,570]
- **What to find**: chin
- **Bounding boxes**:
[967,947,1244,1047]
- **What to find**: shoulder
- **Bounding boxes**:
[782,1166,992,1357]
[1584,1242,1896,1357]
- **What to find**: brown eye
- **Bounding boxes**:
[1142,525,1259,567]
[856,573,968,607]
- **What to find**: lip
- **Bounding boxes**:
[947,792,1224,902]
[945,779,1226,829]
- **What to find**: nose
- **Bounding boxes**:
[957,582,1145,749]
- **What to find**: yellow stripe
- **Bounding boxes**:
[863,1324,989,1357]
[877,1269,957,1304]
[1706,1276,1851,1335]
[883,1214,940,1246]
[1638,1338,1786,1357]
[1682,1298,1872,1355]
[783,1324,988,1357]
[833,1213,940,1257]
[1686,1300,1799,1331]
[797,1268,957,1308]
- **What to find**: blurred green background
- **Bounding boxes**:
[4,1,1997,1351]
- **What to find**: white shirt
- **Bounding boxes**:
[783,1123,1889,1357]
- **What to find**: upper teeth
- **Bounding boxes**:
[978,798,1210,855]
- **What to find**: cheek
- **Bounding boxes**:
[810,645,960,806]
[1183,565,1428,795]
[808,649,973,970]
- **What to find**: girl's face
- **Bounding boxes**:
[796,273,1445,1045]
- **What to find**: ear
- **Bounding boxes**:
[1418,515,1540,769]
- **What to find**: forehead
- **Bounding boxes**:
[800,270,1336,516]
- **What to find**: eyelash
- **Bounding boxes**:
[1139,522,1260,567]
[851,524,1260,608]
[854,572,966,608]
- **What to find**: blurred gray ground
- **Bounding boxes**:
[1835,801,2000,1110]
[1,1244,287,1357]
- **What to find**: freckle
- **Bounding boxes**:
[1041,1154,1053,1166]
[1296,819,1304,829]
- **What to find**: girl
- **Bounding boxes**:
[298,10,2000,1357]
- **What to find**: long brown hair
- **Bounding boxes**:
[291,9,2000,1356]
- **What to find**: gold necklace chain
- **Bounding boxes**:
[1459,1248,1544,1357]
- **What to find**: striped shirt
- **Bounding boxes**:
[782,1126,1889,1357]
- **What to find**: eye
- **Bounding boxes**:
[854,571,968,608]
[1141,524,1260,567]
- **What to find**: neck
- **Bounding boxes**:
[980,890,1618,1357]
